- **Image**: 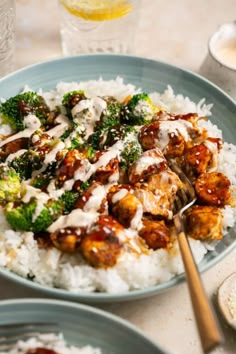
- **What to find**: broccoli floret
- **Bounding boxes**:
[62,90,86,119]
[99,98,122,129]
[104,125,136,147]
[9,150,43,180]
[121,93,155,125]
[0,165,21,204]
[80,180,92,192]
[31,174,50,190]
[62,90,86,106]
[6,198,64,232]
[0,92,49,131]
[59,190,80,214]
[87,98,122,150]
[87,130,103,150]
[120,140,143,170]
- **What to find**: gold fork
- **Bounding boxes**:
[169,160,223,353]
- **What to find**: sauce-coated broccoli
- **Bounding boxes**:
[59,190,80,214]
[62,90,86,119]
[120,139,143,170]
[0,92,49,131]
[6,198,64,232]
[121,93,155,125]
[9,150,43,180]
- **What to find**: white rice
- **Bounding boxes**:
[0,77,235,294]
[2,333,101,354]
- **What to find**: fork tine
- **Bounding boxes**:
[168,159,196,212]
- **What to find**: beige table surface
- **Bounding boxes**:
[1,1,236,354]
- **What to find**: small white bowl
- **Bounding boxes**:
[199,21,236,100]
[218,272,236,330]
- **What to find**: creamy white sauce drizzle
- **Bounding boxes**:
[59,140,124,193]
[32,140,65,178]
[157,120,192,150]
[83,185,107,212]
[72,97,107,138]
[46,114,71,138]
[134,155,165,175]
[74,159,93,182]
[6,149,27,163]
[112,189,128,204]
[130,203,143,230]
[47,179,65,199]
[0,114,41,148]
[47,209,98,233]
[134,100,152,118]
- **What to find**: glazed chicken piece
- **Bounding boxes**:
[133,170,183,219]
[139,219,170,249]
[186,205,223,240]
[93,149,119,184]
[184,143,213,176]
[139,111,208,157]
[138,120,186,157]
[184,139,222,177]
[134,186,170,218]
[128,148,167,184]
[154,110,208,133]
[56,149,92,186]
[147,170,183,201]
[195,172,231,206]
[0,137,29,161]
[108,185,143,229]
[80,215,123,268]
[50,226,87,253]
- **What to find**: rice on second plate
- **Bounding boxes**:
[0,77,235,294]
[2,333,101,354]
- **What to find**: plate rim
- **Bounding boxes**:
[0,53,235,302]
[0,297,169,353]
[0,53,235,106]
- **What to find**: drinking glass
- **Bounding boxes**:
[58,0,141,55]
[0,0,15,77]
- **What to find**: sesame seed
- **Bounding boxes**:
[195,152,200,155]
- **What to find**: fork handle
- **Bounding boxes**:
[177,228,223,353]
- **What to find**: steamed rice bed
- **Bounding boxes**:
[3,333,101,354]
[0,77,235,294]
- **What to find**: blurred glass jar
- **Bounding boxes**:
[58,0,141,55]
[0,0,15,77]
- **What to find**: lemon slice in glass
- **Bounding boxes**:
[61,0,133,21]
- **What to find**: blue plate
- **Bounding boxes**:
[0,54,235,303]
[0,298,167,353]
